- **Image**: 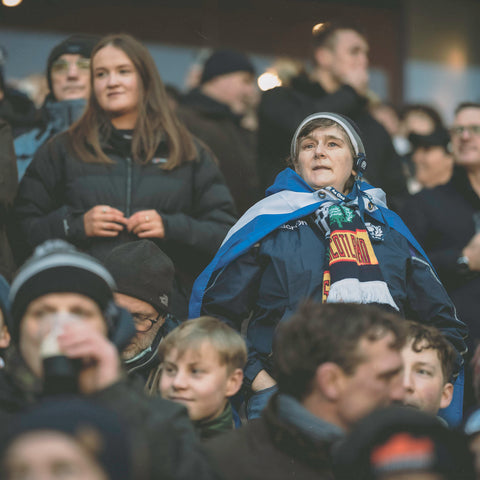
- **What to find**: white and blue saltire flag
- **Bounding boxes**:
[189,168,430,318]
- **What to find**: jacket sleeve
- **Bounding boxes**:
[405,252,468,362]
[161,147,237,256]
[92,379,219,480]
[12,135,88,258]
[201,246,267,385]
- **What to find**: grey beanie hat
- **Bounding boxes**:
[290,112,366,161]
[9,240,116,343]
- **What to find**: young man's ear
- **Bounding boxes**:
[0,325,10,349]
[314,362,347,401]
[225,368,244,397]
[313,47,333,70]
[440,382,454,410]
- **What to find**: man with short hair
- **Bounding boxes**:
[177,49,260,215]
[14,34,97,180]
[402,321,455,415]
[401,102,480,341]
[257,20,406,208]
[205,302,406,480]
[103,240,179,382]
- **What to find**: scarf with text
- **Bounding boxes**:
[314,201,398,310]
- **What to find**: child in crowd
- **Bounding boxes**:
[152,316,246,439]
[402,321,456,415]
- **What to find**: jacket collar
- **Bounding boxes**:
[181,88,242,124]
[263,393,342,471]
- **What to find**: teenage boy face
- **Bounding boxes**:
[401,340,453,414]
[160,341,242,421]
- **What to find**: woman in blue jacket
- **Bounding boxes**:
[190,112,467,419]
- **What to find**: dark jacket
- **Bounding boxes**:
[0,363,218,480]
[205,394,340,480]
[0,120,17,280]
[12,129,237,318]
[0,87,38,137]
[178,89,261,215]
[200,172,467,387]
[400,167,480,338]
[14,97,86,180]
[257,74,407,210]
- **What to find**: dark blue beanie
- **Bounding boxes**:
[200,49,255,84]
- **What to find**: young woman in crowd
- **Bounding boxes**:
[13,34,236,318]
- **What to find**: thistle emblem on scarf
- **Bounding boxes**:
[329,205,356,228]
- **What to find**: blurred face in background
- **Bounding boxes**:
[412,146,453,188]
[51,54,91,102]
[3,431,108,480]
[451,107,480,170]
[201,71,257,115]
[315,29,369,93]
[20,293,106,378]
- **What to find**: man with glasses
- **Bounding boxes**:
[104,240,179,384]
[401,102,480,344]
[14,34,98,180]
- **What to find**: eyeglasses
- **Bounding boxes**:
[449,125,480,137]
[132,312,162,333]
[51,58,91,74]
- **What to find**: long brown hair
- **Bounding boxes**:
[70,33,196,169]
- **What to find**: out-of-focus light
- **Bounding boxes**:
[258,72,282,92]
[446,46,467,71]
[2,0,23,6]
[312,23,325,35]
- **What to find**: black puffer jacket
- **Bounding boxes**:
[13,129,237,317]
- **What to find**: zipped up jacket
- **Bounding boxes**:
[12,129,237,316]
[198,170,468,387]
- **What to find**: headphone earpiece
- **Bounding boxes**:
[103,301,136,352]
[355,153,367,176]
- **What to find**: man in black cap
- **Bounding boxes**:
[103,240,179,382]
[0,239,218,480]
[408,127,453,191]
[14,34,98,180]
[177,49,260,215]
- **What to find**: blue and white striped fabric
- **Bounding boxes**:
[189,168,430,318]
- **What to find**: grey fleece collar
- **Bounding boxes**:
[276,393,345,444]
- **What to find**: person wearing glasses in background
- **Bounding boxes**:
[402,102,480,344]
[104,240,179,386]
[14,35,98,180]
